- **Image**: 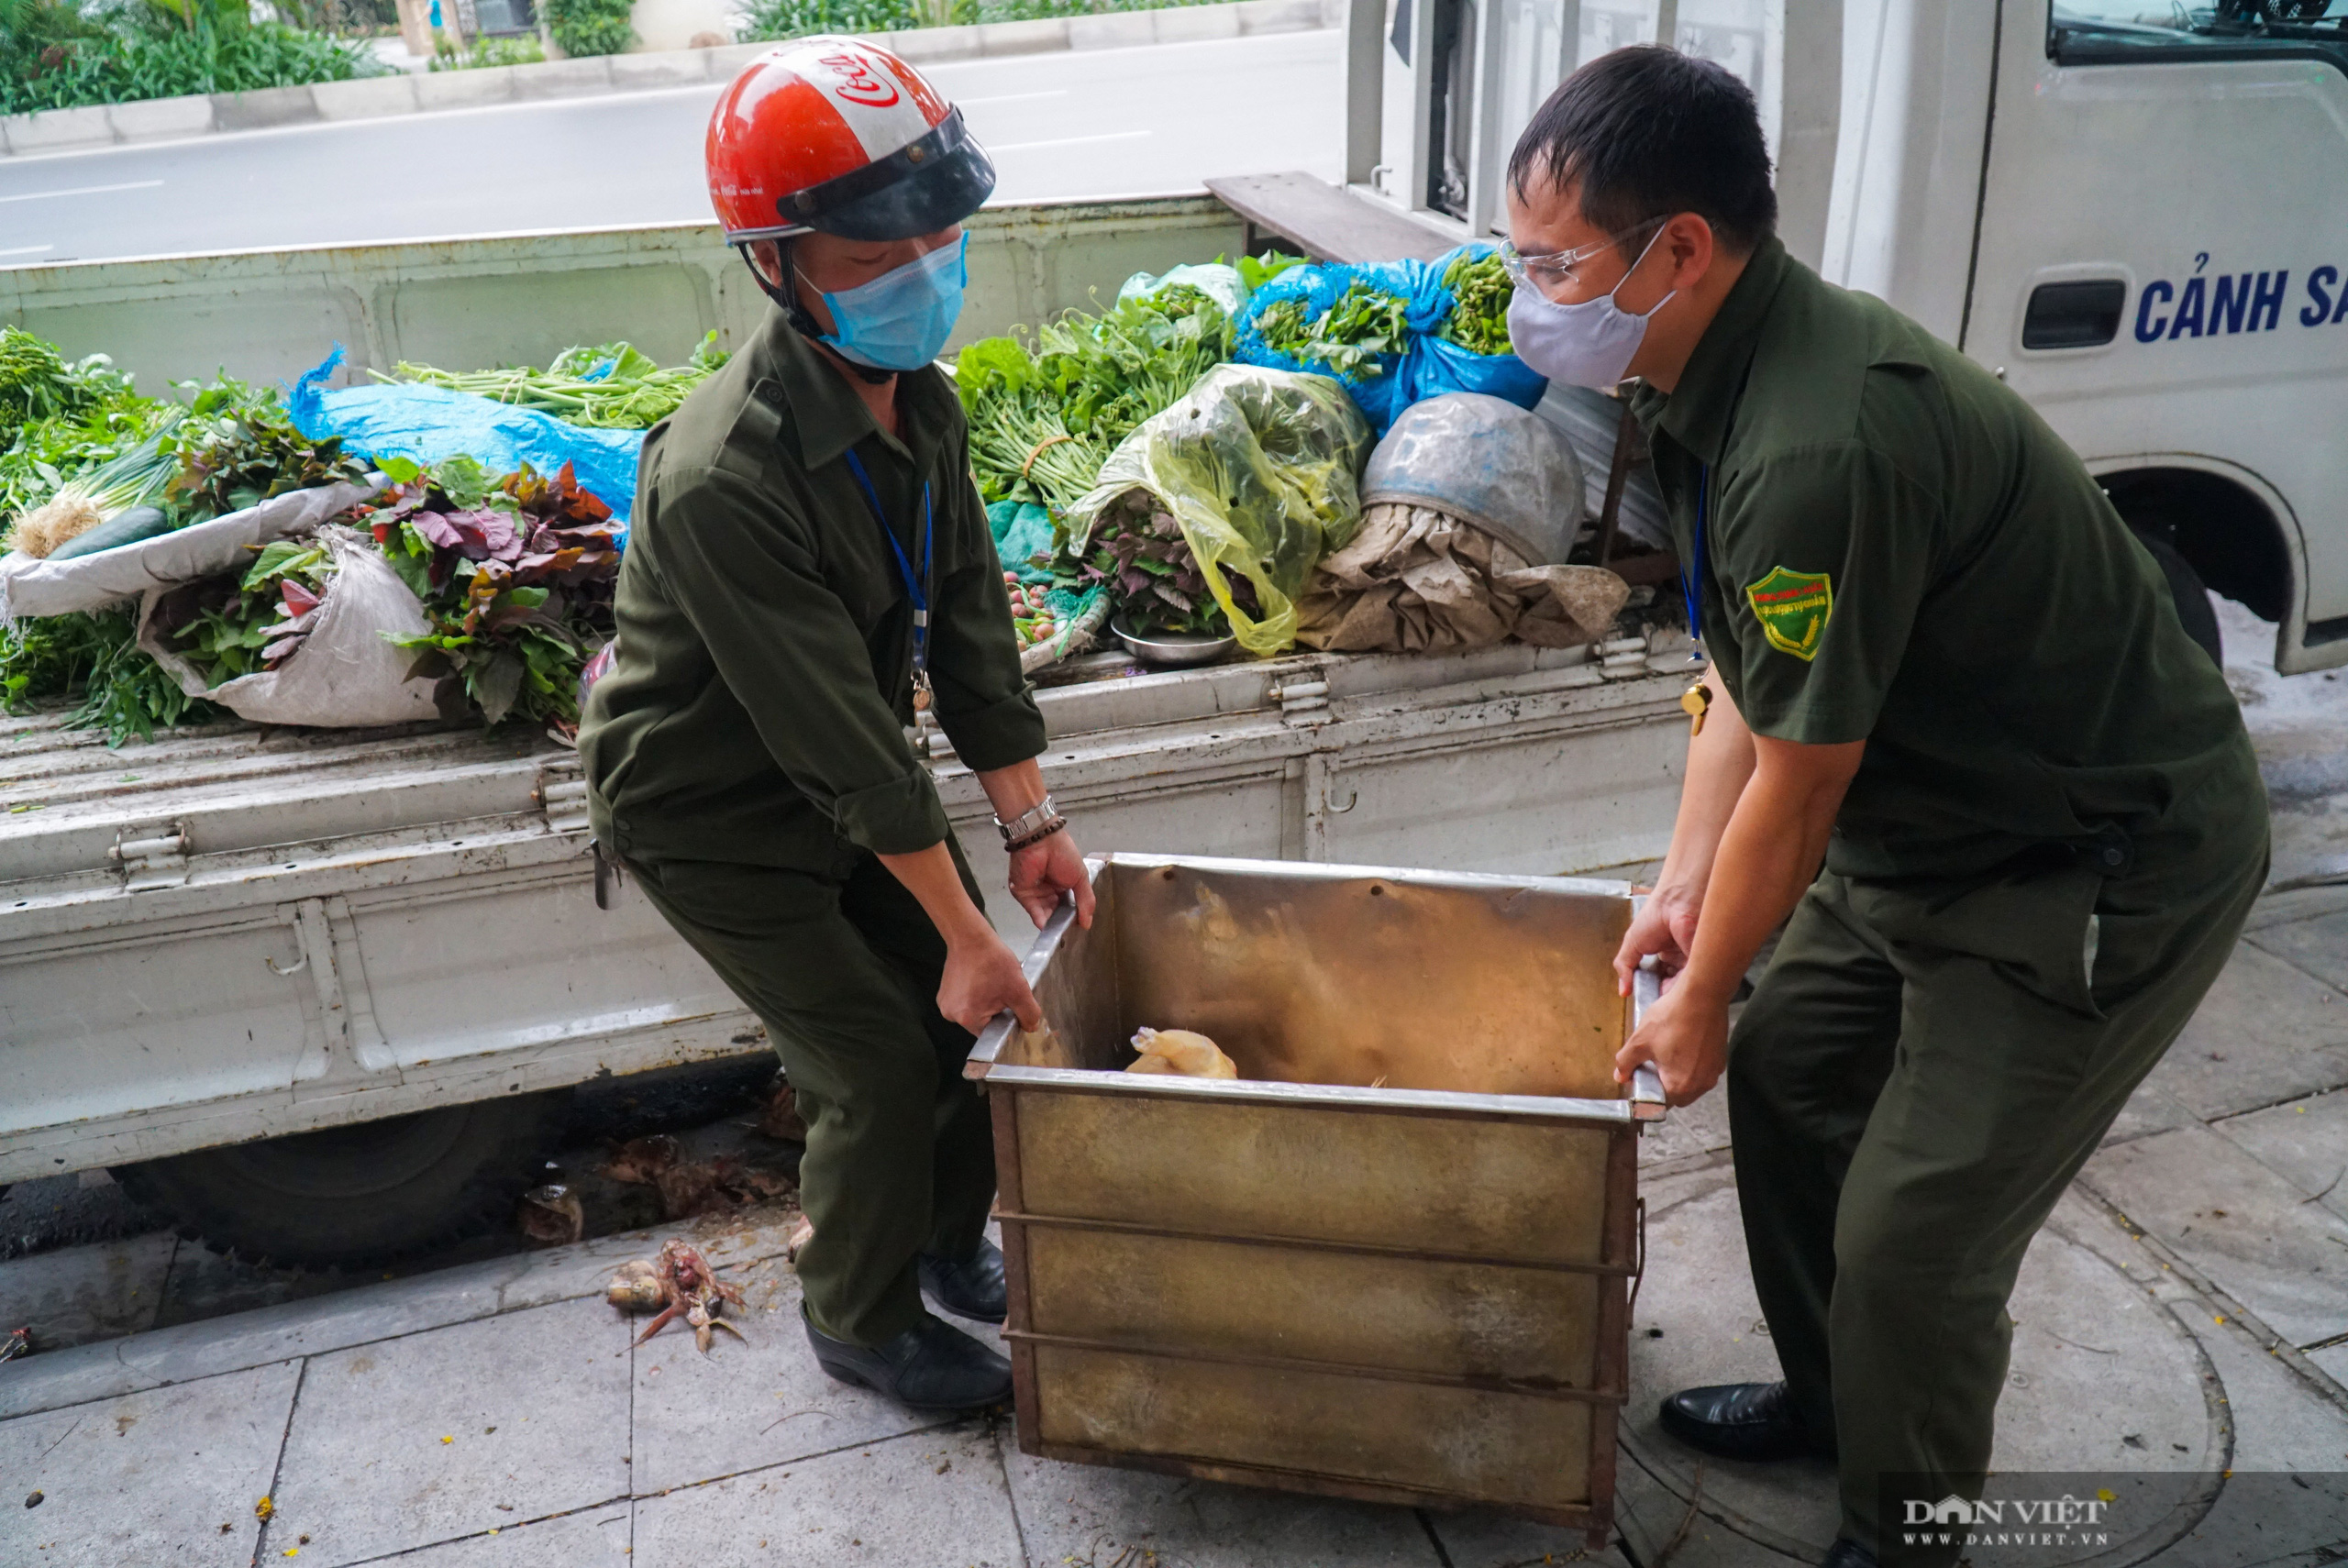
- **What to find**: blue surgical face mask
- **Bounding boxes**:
[803,233,968,373]
[1505,226,1676,390]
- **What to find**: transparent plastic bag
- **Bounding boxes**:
[1071,365,1372,657]
[1117,261,1251,319]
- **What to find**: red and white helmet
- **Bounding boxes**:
[705,37,996,246]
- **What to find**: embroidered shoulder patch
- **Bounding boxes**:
[1744,568,1833,660]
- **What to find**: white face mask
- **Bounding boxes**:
[1505,226,1677,389]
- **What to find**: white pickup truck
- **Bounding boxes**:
[0,195,1694,1263]
[1340,0,2348,672]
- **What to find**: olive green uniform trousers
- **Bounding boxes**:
[628,848,995,1349]
[1727,806,2267,1565]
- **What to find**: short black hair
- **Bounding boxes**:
[1507,45,1777,255]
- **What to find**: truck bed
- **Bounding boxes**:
[1,632,1691,1182]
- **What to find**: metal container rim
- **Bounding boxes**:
[969,852,1667,1121]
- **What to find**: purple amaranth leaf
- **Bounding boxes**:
[459,508,523,562]
[410,511,467,551]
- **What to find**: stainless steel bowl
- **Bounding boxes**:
[1110,614,1239,668]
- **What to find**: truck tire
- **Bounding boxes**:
[113,1090,570,1269]
[2134,529,2224,669]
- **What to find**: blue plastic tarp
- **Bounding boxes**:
[289,347,646,527]
[1231,243,1546,436]
[987,499,1057,584]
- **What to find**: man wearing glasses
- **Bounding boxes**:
[1501,45,2266,1568]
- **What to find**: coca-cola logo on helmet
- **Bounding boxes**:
[819,50,901,107]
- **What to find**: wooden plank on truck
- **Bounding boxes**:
[1204,172,1457,266]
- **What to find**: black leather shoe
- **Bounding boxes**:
[803,1309,1012,1411]
[1821,1540,1877,1568]
[919,1238,1008,1324]
[1658,1380,1835,1462]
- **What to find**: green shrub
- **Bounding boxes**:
[0,15,383,116]
[431,33,547,69]
[542,0,635,57]
[735,0,1223,40]
[737,0,923,40]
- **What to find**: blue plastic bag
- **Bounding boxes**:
[1231,244,1545,436]
[289,347,647,527]
[1402,245,1550,414]
[1231,258,1417,433]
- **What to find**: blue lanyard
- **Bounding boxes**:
[1679,461,1711,657]
[840,447,935,697]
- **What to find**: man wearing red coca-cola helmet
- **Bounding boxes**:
[580,37,1092,1413]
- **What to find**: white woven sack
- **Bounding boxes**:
[0,480,381,622]
[136,528,442,728]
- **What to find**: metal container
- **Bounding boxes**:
[1108,614,1239,668]
[967,853,1665,1544]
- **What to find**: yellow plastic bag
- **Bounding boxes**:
[1071,365,1372,657]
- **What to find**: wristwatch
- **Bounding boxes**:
[994,793,1067,850]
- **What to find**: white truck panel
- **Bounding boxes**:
[1966,6,2348,657]
[2,637,1690,1185]
[1817,0,1993,341]
[0,197,1248,396]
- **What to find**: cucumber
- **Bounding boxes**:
[49,505,175,561]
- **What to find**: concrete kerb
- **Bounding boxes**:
[0,0,1340,159]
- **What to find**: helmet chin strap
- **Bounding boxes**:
[737,242,893,386]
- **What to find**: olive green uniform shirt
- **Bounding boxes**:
[580,311,1045,869]
[1630,237,2259,881]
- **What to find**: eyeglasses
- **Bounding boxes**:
[1500,215,1669,292]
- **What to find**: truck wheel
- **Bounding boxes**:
[2134,530,2224,668]
[114,1091,570,1270]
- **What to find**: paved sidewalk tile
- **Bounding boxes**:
[2083,1123,2348,1351]
[2247,906,2348,993]
[2138,944,2348,1120]
[346,1500,633,1564]
[0,1231,173,1351]
[2100,1077,2199,1146]
[0,1208,805,1422]
[628,1256,936,1494]
[634,1423,1018,1567]
[999,1428,1440,1567]
[2210,1087,2348,1221]
[265,1294,634,1567]
[2184,1305,2348,1472]
[1635,1084,1731,1169]
[1425,1506,1635,1567]
[0,1358,297,1567]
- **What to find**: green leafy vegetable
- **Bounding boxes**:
[952,337,1112,515]
[169,537,338,688]
[164,374,372,519]
[1059,490,1260,639]
[1249,280,1412,377]
[369,461,623,728]
[381,332,729,430]
[1438,249,1515,357]
[1235,251,1308,293]
[0,335,172,523]
[0,606,222,745]
[4,425,181,558]
[954,288,1232,513]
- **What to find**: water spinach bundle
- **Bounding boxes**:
[381,334,730,431]
[1247,281,1412,378]
[955,286,1235,514]
[1438,249,1514,357]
